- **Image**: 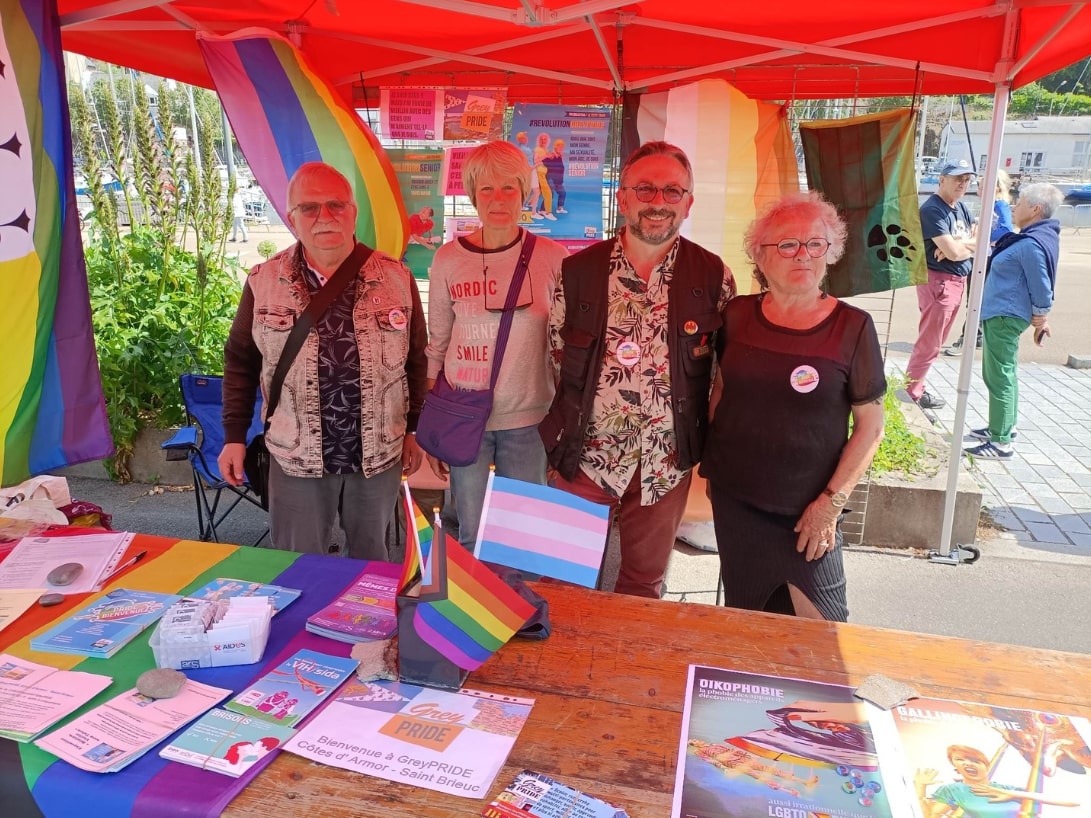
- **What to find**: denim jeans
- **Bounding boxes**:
[448,425,547,550]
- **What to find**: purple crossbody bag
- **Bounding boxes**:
[415,233,537,466]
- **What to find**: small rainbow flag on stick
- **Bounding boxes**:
[197,29,408,258]
[413,532,535,671]
[475,473,610,589]
[0,0,112,485]
[398,479,435,593]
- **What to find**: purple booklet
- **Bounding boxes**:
[304,564,399,643]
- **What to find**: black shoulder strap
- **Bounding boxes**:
[264,243,374,427]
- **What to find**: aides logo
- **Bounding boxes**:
[867,222,917,265]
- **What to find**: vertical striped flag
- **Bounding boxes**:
[474,474,610,589]
[412,531,535,671]
[0,0,113,485]
[623,80,799,294]
[800,108,927,296]
[197,29,408,258]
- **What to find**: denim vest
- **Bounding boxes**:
[248,244,425,478]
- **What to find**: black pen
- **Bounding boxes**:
[99,551,148,585]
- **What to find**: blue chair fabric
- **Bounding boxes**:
[162,374,268,545]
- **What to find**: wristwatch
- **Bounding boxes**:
[823,487,849,508]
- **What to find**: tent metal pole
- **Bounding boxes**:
[930,82,1010,565]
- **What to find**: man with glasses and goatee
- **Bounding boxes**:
[540,142,736,599]
[219,162,427,559]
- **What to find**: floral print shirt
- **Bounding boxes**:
[549,232,735,504]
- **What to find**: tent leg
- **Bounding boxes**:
[928,544,981,565]
[934,81,1010,563]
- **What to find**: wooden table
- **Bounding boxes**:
[227,583,1091,817]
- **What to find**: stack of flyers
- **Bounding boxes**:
[224,649,359,728]
[185,578,301,614]
[484,770,630,817]
[34,679,231,773]
[160,708,296,778]
[0,654,112,742]
[30,589,181,658]
[304,567,398,643]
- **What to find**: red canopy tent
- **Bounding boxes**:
[56,0,1091,560]
[56,0,1091,104]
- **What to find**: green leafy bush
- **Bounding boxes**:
[71,78,241,480]
[870,379,933,478]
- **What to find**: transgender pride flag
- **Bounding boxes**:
[0,0,112,485]
[474,474,610,589]
[198,29,408,259]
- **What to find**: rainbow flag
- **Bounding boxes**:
[412,532,535,671]
[800,108,927,296]
[0,532,397,818]
[398,479,435,592]
[0,0,112,485]
[474,474,610,589]
[623,80,799,294]
[197,29,408,258]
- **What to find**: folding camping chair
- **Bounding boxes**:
[161,374,268,546]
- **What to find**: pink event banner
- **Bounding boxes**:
[380,88,442,140]
[442,146,475,196]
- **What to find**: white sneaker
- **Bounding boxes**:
[544,213,557,220]
[556,208,568,214]
[530,212,544,220]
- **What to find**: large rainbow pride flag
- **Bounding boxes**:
[800,108,927,297]
[0,532,398,818]
[197,29,408,259]
[0,0,112,486]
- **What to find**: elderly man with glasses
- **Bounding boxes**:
[219,162,427,559]
[540,141,737,599]
[906,159,979,411]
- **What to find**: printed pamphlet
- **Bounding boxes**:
[30,588,181,658]
[224,648,358,728]
[304,566,398,643]
[185,577,301,614]
[284,679,533,799]
[159,707,296,778]
[483,769,629,817]
[0,653,113,742]
[34,678,230,773]
[870,695,1091,818]
[0,532,133,595]
[0,589,44,634]
[672,665,916,818]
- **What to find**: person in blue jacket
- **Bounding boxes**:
[964,183,1063,460]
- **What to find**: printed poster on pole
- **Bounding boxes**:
[509,105,611,242]
[388,148,445,280]
[380,88,443,140]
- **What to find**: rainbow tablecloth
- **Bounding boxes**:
[0,532,392,818]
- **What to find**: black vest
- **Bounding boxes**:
[539,236,725,481]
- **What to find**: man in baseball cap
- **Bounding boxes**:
[906,159,978,410]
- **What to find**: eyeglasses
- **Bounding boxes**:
[289,200,353,218]
[622,184,690,204]
[761,238,831,259]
